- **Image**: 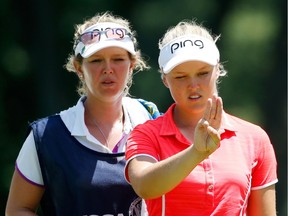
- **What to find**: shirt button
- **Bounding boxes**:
[208,185,214,190]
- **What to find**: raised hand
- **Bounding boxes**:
[194,94,223,154]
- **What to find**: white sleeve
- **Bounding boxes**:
[16,130,44,185]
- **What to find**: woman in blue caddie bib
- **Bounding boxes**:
[6,11,160,216]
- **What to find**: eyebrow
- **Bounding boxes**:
[91,53,127,58]
[173,65,213,73]
[199,65,214,71]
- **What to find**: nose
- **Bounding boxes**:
[188,77,199,89]
[103,61,113,74]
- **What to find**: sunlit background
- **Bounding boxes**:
[0,0,286,215]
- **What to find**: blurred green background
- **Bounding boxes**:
[0,0,286,215]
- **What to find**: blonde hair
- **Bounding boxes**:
[159,20,227,79]
[65,11,149,96]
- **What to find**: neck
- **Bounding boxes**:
[173,105,203,129]
[84,97,124,149]
[173,106,204,144]
[84,97,123,124]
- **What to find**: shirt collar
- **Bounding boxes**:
[159,104,189,144]
[159,103,237,138]
[67,96,132,137]
[219,111,238,132]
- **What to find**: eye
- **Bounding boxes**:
[175,75,186,79]
[198,71,209,77]
[114,57,125,61]
[172,72,187,79]
[90,58,102,63]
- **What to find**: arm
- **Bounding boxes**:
[246,184,277,216]
[128,144,213,199]
[128,96,223,199]
[5,170,44,216]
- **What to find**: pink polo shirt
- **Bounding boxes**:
[125,104,278,216]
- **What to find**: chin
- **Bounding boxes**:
[189,103,206,114]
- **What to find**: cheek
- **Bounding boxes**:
[118,63,130,75]
[201,74,216,87]
[113,61,131,74]
[115,64,131,84]
[82,64,99,75]
[167,82,185,99]
[120,62,131,71]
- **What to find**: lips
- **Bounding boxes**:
[102,80,114,84]
[101,77,115,85]
[189,94,201,99]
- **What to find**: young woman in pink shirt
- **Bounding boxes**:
[125,20,278,216]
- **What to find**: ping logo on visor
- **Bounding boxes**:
[78,28,131,46]
[170,39,204,53]
[74,22,136,58]
[158,34,220,74]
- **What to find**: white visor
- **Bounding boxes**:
[74,22,136,58]
[158,34,220,74]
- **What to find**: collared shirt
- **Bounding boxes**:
[125,103,278,216]
[16,96,153,185]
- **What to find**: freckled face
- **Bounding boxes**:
[163,61,218,114]
[80,47,134,102]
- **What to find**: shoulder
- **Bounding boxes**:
[29,115,60,134]
[223,112,270,140]
[29,98,81,128]
[133,103,173,131]
[133,113,165,135]
[123,97,150,116]
[137,98,161,119]
[123,97,158,109]
[29,99,81,136]
[224,112,266,131]
[123,97,161,126]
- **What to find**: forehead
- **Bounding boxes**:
[170,61,214,73]
[89,47,130,56]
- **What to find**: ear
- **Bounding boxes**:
[73,60,84,79]
[129,61,135,74]
[162,75,169,88]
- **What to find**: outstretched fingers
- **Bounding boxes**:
[194,95,223,154]
[203,94,223,130]
[213,96,223,130]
